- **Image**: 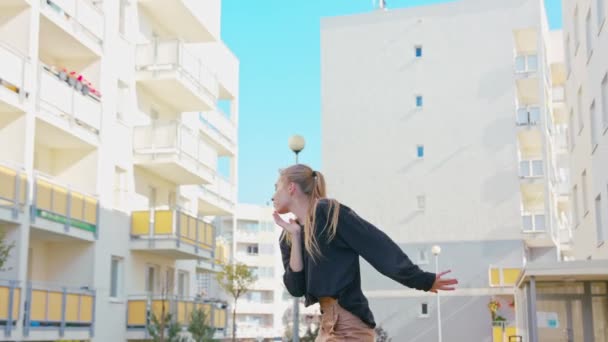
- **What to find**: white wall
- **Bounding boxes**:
[563,0,608,260]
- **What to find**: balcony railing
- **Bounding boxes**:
[31,173,99,237]
[23,282,95,337]
[38,64,102,134]
[133,121,216,184]
[515,107,540,126]
[0,280,21,336]
[40,0,104,48]
[0,41,29,105]
[488,267,521,287]
[514,54,538,74]
[0,162,28,219]
[127,295,227,330]
[518,160,544,178]
[131,209,215,252]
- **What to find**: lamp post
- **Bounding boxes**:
[288,135,305,164]
[431,245,442,342]
[288,134,305,341]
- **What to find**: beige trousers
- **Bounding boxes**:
[315,297,375,342]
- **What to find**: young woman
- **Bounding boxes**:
[272,164,458,342]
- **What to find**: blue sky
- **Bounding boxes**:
[220,0,563,205]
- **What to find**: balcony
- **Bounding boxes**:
[199,177,235,216]
[516,129,542,154]
[133,121,216,185]
[0,162,27,222]
[236,300,275,314]
[514,54,538,77]
[138,0,220,42]
[518,159,544,183]
[489,267,521,287]
[37,64,101,144]
[39,0,104,56]
[126,295,227,339]
[513,28,537,54]
[135,40,218,112]
[0,42,29,112]
[492,321,518,342]
[130,209,215,260]
[30,173,99,241]
[521,212,553,247]
[0,280,20,338]
[23,282,95,340]
[515,106,540,129]
[199,111,237,156]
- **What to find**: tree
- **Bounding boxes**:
[0,231,15,271]
[188,307,216,342]
[375,325,392,342]
[215,262,256,342]
[300,324,319,342]
[147,275,184,342]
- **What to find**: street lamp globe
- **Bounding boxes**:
[288,135,305,154]
[431,245,441,256]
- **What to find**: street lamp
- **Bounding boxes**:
[288,134,305,342]
[431,245,442,342]
[288,135,305,164]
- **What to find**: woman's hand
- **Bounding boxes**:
[429,270,459,293]
[273,211,302,237]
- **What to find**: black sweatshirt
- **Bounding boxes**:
[279,199,436,328]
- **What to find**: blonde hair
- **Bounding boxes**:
[279,164,340,261]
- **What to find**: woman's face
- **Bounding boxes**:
[272,177,291,214]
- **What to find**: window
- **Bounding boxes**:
[417,145,424,158]
[598,0,606,28]
[417,195,426,210]
[573,185,580,226]
[565,35,572,75]
[569,109,576,150]
[516,106,540,126]
[415,46,422,58]
[420,302,429,317]
[586,10,593,59]
[166,267,175,294]
[596,194,605,245]
[578,87,584,134]
[113,167,127,210]
[418,248,429,265]
[146,264,159,293]
[519,160,544,178]
[522,213,545,232]
[515,55,538,73]
[110,257,123,299]
[582,171,589,215]
[118,0,128,36]
[178,271,189,297]
[602,75,608,130]
[247,244,259,255]
[415,95,423,108]
[574,6,581,53]
[590,101,599,149]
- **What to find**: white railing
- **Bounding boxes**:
[199,111,236,147]
[41,0,104,46]
[0,41,29,102]
[199,176,235,210]
[136,40,219,100]
[133,121,217,174]
[38,65,101,133]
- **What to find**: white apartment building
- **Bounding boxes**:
[0,0,238,341]
[321,0,570,341]
[511,1,608,341]
[562,0,608,260]
[216,204,321,341]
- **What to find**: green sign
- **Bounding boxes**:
[36,209,96,233]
